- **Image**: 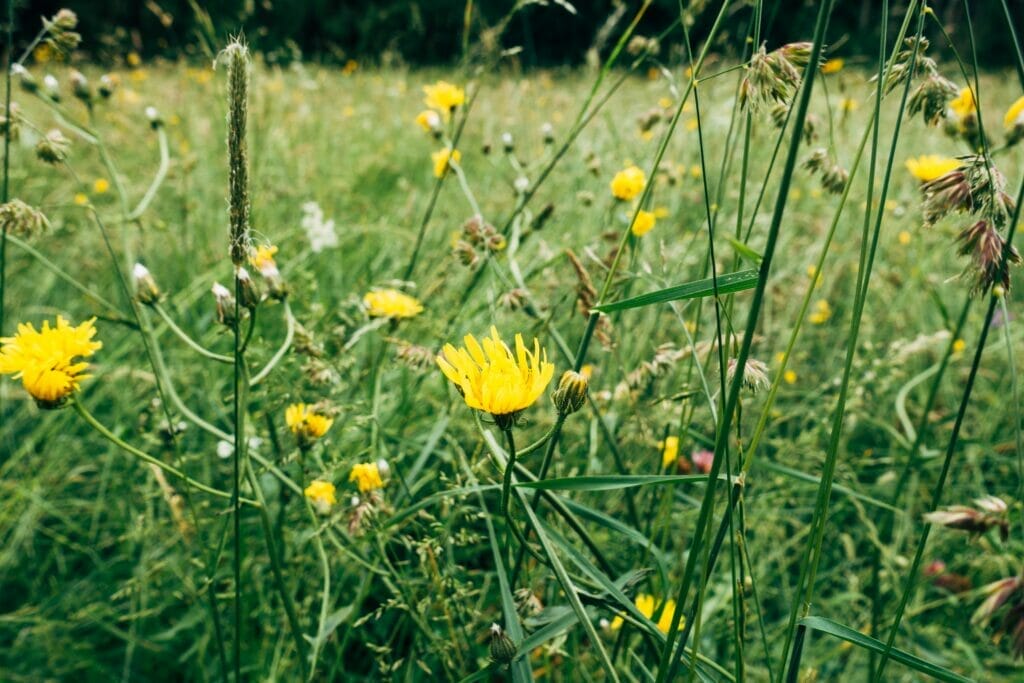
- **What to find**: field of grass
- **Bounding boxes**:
[2,4,1024,681]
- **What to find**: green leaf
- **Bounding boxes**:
[514,474,710,492]
[592,269,760,313]
[799,616,973,682]
[726,237,763,264]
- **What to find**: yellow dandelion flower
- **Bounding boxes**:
[774,352,786,364]
[73,193,88,206]
[952,338,966,354]
[905,155,961,182]
[126,52,142,67]
[950,87,976,120]
[304,480,337,514]
[349,462,384,493]
[0,316,101,407]
[685,118,699,132]
[249,244,278,272]
[808,300,832,325]
[610,594,680,634]
[610,165,646,201]
[658,97,673,109]
[821,58,844,74]
[1004,96,1024,129]
[840,97,859,113]
[432,147,461,178]
[436,326,555,426]
[363,288,423,319]
[285,403,333,443]
[416,109,441,132]
[640,129,655,141]
[423,80,465,114]
[660,435,679,469]
[93,178,110,194]
[342,105,355,118]
[631,209,657,237]
[689,165,702,179]
[783,370,797,385]
[898,230,912,245]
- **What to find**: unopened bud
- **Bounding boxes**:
[43,74,60,100]
[235,267,261,309]
[70,70,90,103]
[540,122,554,144]
[552,369,589,415]
[488,624,517,666]
[13,64,38,93]
[145,106,163,129]
[98,74,118,99]
[211,281,237,326]
[132,263,161,305]
[501,131,514,153]
[375,458,391,481]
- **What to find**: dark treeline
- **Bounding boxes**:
[7,0,1021,68]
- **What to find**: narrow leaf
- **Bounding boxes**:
[593,269,760,313]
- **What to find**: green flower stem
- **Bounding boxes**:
[152,302,233,364]
[128,126,171,220]
[72,398,246,504]
[249,301,295,386]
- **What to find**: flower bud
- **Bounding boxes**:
[145,106,163,129]
[0,199,50,238]
[375,458,391,481]
[132,263,161,305]
[70,70,90,103]
[488,624,517,666]
[12,64,38,93]
[98,74,118,99]
[501,131,514,153]
[43,74,60,101]
[211,281,237,326]
[235,267,261,309]
[514,176,529,194]
[35,129,70,164]
[552,369,589,416]
[540,122,554,144]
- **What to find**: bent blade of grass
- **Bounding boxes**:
[514,474,712,491]
[592,269,759,313]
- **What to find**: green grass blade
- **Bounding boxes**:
[514,474,710,491]
[592,269,759,313]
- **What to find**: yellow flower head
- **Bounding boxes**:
[821,58,844,74]
[808,299,832,325]
[73,193,88,206]
[631,209,657,237]
[93,178,110,194]
[416,109,441,132]
[349,462,384,493]
[905,155,961,182]
[660,435,679,469]
[249,244,279,277]
[0,316,101,407]
[1005,96,1024,132]
[610,594,680,634]
[436,326,555,425]
[432,148,461,178]
[610,165,646,201]
[304,480,337,514]
[363,288,424,319]
[285,403,333,443]
[423,80,465,114]
[950,87,976,120]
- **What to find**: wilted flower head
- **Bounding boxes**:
[98,74,118,99]
[727,357,770,393]
[35,129,70,164]
[0,316,101,407]
[235,267,261,309]
[923,494,1010,540]
[211,282,237,325]
[69,70,90,102]
[610,165,645,201]
[304,480,337,515]
[488,623,517,666]
[0,199,50,238]
[436,326,555,429]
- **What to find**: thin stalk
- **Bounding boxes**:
[152,302,233,363]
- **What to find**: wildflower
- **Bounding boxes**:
[692,449,714,474]
[552,369,589,416]
[69,70,90,102]
[93,178,110,194]
[211,282,237,326]
[436,326,555,430]
[809,299,832,324]
[488,623,517,666]
[631,209,656,237]
[132,263,161,305]
[1005,96,1024,145]
[610,594,679,635]
[541,122,555,144]
[783,370,797,384]
[35,129,70,164]
[145,106,163,128]
[839,97,858,114]
[126,52,142,67]
[415,109,441,133]
[286,403,334,445]
[363,289,423,319]
[728,358,770,393]
[0,199,50,238]
[73,193,88,206]
[949,87,976,120]
[661,435,680,469]
[952,338,966,354]
[0,316,101,407]
[821,58,844,74]
[905,155,960,183]
[898,230,912,245]
[43,74,60,100]
[501,132,514,153]
[301,201,338,253]
[423,80,465,115]
[342,59,358,75]
[349,462,385,493]
[610,165,645,201]
[304,480,337,515]
[924,495,1009,540]
[98,74,118,99]
[432,147,461,178]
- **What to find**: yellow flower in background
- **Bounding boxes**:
[783,370,797,385]
[415,109,441,132]
[821,58,844,74]
[363,288,423,319]
[660,436,679,469]
[304,480,337,514]
[631,209,656,237]
[432,147,461,178]
[1004,96,1024,129]
[952,338,967,354]
[285,403,333,443]
[949,87,976,120]
[93,178,110,194]
[905,155,960,182]
[349,462,384,493]
[840,97,859,114]
[423,80,465,114]
[658,97,673,109]
[898,230,912,245]
[809,300,832,325]
[249,244,278,273]
[610,165,645,201]
[0,316,101,406]
[437,326,555,425]
[73,193,88,206]
[611,594,680,634]
[126,52,142,67]
[342,59,358,75]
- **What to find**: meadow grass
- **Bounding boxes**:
[1,3,1024,681]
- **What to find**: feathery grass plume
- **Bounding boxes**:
[220,40,251,265]
[0,102,19,142]
[973,576,1024,658]
[739,42,813,112]
[908,72,959,126]
[42,9,80,54]
[924,495,1010,540]
[0,199,50,238]
[955,220,1022,294]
